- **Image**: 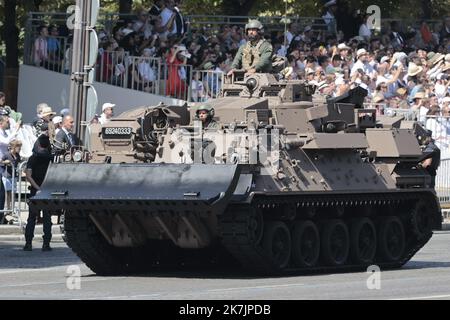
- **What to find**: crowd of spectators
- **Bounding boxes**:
[29,0,450,114]
[32,0,250,100]
[0,91,80,224]
[275,2,450,121]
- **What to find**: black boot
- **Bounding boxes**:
[23,243,32,251]
[42,243,52,251]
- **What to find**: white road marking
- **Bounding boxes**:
[73,284,306,300]
[81,294,162,300]
[206,283,305,292]
[0,277,125,289]
[391,294,450,300]
[0,265,82,275]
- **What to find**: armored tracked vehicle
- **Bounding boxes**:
[33,73,441,275]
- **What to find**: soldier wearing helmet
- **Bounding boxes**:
[195,104,218,129]
[227,20,273,76]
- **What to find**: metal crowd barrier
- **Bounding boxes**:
[424,116,450,157]
[436,158,450,208]
[383,107,419,121]
[127,56,161,95]
[26,39,214,103]
[25,35,69,73]
[96,49,131,88]
[191,70,225,102]
[160,62,192,101]
[0,161,30,227]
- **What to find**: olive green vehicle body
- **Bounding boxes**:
[32,73,441,275]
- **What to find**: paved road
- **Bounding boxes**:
[0,231,450,300]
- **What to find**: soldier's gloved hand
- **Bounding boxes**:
[227,69,235,77]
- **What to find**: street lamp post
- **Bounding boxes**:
[69,0,99,142]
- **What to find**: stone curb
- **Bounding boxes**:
[0,225,64,242]
[0,225,62,235]
[0,234,65,242]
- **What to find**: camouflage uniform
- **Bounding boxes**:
[231,39,273,73]
[204,119,218,130]
[231,20,273,73]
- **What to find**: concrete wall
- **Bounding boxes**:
[17,65,184,123]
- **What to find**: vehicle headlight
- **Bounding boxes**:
[73,151,83,162]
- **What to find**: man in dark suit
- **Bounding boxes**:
[54,115,79,153]
[174,0,187,37]
[389,21,405,50]
[24,126,54,251]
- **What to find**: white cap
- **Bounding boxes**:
[380,56,390,64]
[175,45,192,59]
[393,52,407,62]
[142,48,153,56]
[324,0,337,7]
[52,116,63,124]
[179,51,192,59]
[102,103,116,112]
[121,28,134,37]
[304,26,312,33]
[356,48,368,59]
[337,43,350,50]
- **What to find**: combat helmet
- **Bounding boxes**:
[195,104,215,118]
[245,20,264,33]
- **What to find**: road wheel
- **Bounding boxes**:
[378,216,405,262]
[321,219,349,266]
[350,218,377,265]
[291,220,320,268]
[262,221,291,270]
[410,201,433,240]
[247,208,264,245]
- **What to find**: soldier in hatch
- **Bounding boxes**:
[195,104,218,130]
[227,20,273,76]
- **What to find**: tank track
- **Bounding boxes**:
[64,212,183,276]
[64,212,232,275]
[63,191,439,276]
[219,191,439,275]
